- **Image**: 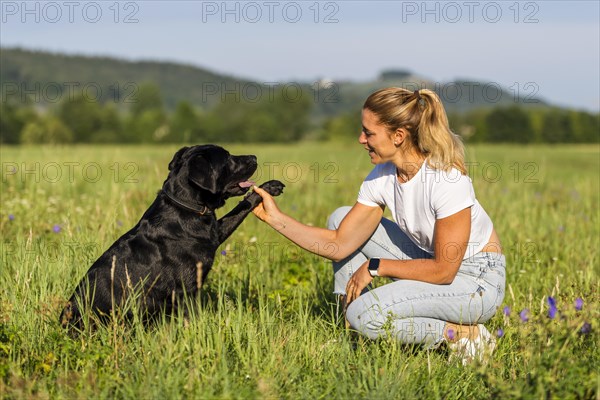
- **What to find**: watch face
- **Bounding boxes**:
[369,258,380,276]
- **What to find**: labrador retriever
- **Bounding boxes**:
[60,144,284,331]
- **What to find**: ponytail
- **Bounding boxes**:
[416,89,466,174]
[363,88,467,175]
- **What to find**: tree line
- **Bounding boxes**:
[1,82,598,144]
[324,106,599,143]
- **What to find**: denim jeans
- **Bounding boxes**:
[327,206,506,346]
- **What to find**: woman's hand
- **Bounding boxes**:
[345,260,373,304]
[252,185,282,225]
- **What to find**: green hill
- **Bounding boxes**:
[311,72,548,121]
[1,48,548,119]
[0,47,254,110]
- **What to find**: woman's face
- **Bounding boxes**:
[359,108,398,165]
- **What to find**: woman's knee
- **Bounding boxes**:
[327,206,352,230]
[345,299,387,340]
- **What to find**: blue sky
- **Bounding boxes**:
[1,1,599,111]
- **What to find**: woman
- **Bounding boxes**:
[252,88,505,364]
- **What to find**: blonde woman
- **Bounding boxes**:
[253,88,505,363]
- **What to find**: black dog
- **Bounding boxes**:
[60,144,284,330]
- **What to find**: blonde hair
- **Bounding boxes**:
[363,87,467,175]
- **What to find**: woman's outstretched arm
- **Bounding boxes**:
[252,186,383,261]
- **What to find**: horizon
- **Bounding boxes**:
[1,1,598,112]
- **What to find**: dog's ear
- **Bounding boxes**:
[188,154,219,194]
[169,147,190,171]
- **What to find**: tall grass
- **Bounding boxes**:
[1,143,598,399]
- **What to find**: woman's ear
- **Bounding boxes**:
[394,128,407,146]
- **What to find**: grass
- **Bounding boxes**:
[0,142,598,399]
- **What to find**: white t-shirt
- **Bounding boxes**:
[357,161,494,259]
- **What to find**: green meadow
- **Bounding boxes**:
[1,142,598,399]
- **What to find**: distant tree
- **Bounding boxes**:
[58,95,103,142]
[0,102,36,144]
[262,86,312,141]
[244,111,280,142]
[209,99,251,142]
[169,101,201,143]
[569,110,600,143]
[193,111,219,143]
[89,103,124,143]
[447,112,474,142]
[541,109,573,143]
[323,112,361,141]
[20,117,73,144]
[205,86,312,142]
[125,109,168,143]
[131,83,163,116]
[458,109,490,143]
[581,112,600,143]
[124,83,168,142]
[485,106,534,143]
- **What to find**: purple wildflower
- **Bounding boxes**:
[519,309,529,322]
[580,322,592,335]
[575,298,583,311]
[221,250,227,256]
[8,214,15,221]
[547,297,558,319]
[117,220,123,227]
[52,224,61,233]
[502,305,511,316]
[447,328,455,341]
[496,328,504,338]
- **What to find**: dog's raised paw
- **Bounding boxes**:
[260,180,285,197]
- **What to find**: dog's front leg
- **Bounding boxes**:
[217,180,284,243]
[217,199,255,243]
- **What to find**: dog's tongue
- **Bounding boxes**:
[238,180,255,189]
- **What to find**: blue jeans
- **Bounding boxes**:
[327,206,506,346]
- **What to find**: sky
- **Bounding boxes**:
[1,0,599,111]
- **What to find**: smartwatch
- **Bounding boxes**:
[368,258,380,277]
